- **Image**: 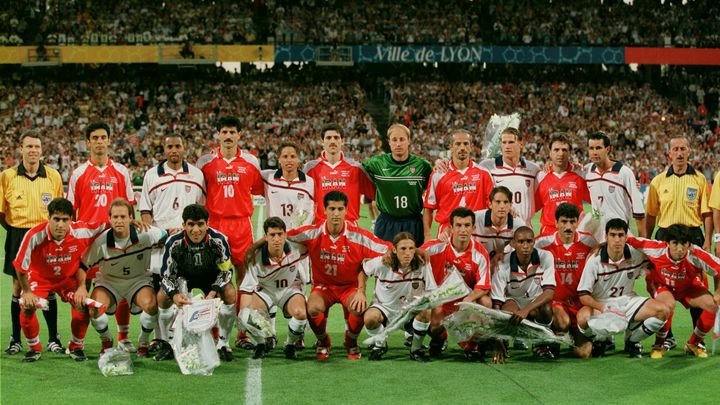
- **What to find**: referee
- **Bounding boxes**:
[362,124,432,245]
[644,135,712,351]
[0,130,64,355]
[710,169,720,257]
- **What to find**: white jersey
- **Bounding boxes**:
[479,156,540,225]
[491,248,556,305]
[82,225,166,282]
[138,160,206,230]
[240,241,308,294]
[584,161,645,240]
[576,245,648,302]
[472,209,527,257]
[261,169,315,229]
[363,256,437,310]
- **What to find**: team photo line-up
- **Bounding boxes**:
[2,115,720,366]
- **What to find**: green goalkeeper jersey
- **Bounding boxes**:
[362,153,432,218]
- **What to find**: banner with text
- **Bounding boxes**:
[275,45,625,64]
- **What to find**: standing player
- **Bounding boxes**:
[1,130,64,355]
[238,217,308,360]
[154,204,237,362]
[83,199,166,357]
[472,186,527,260]
[535,133,590,237]
[362,232,437,362]
[423,207,492,361]
[261,142,315,230]
[363,124,433,245]
[534,203,598,356]
[13,198,107,362]
[423,129,493,241]
[304,124,375,226]
[584,131,646,240]
[138,134,205,350]
[67,122,136,352]
[479,127,541,226]
[576,219,669,359]
[286,191,390,360]
[491,227,556,362]
[711,169,720,256]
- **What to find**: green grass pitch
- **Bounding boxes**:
[1,205,718,405]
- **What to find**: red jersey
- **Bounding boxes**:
[535,231,597,303]
[303,152,375,224]
[424,161,494,227]
[626,237,720,289]
[535,168,590,235]
[13,221,106,285]
[196,148,264,220]
[422,238,491,290]
[287,221,390,286]
[67,159,135,223]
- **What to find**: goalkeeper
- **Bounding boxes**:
[361,232,437,362]
[491,227,556,363]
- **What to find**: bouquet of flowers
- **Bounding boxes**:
[483,113,521,159]
[98,348,134,377]
[171,297,222,375]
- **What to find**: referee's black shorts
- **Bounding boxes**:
[374,212,424,246]
[654,226,704,246]
[3,226,30,278]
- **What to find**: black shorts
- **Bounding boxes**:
[3,226,30,278]
[152,273,163,292]
[374,212,424,246]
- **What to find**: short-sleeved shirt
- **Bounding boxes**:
[577,245,648,302]
[304,152,376,224]
[472,209,526,257]
[362,153,432,218]
[479,156,540,225]
[535,231,597,303]
[708,170,720,211]
[645,164,710,228]
[363,256,437,308]
[491,248,556,305]
[196,148,264,220]
[138,160,206,230]
[424,160,493,227]
[422,237,491,290]
[67,159,135,223]
[261,169,315,229]
[241,241,307,293]
[535,168,590,231]
[14,221,106,285]
[287,221,390,287]
[584,160,645,231]
[0,163,63,228]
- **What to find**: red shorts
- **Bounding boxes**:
[212,216,252,266]
[312,283,357,309]
[552,299,581,324]
[441,298,462,315]
[655,281,710,309]
[29,277,78,301]
[86,266,99,281]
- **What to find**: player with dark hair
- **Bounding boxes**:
[13,198,107,362]
[153,204,237,362]
[471,186,527,259]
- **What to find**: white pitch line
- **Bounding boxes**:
[244,205,265,405]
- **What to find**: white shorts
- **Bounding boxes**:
[150,247,163,275]
[505,296,536,309]
[243,285,305,318]
[369,302,405,326]
[94,273,153,315]
[600,295,649,328]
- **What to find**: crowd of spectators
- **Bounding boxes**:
[0,64,718,187]
[2,0,719,47]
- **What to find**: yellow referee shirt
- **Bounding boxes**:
[0,163,63,228]
[646,164,710,228]
[710,170,720,211]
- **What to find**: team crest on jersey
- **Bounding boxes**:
[297,193,305,200]
[41,193,52,206]
[412,282,420,289]
[627,272,634,279]
[525,180,531,187]
[185,185,192,193]
[409,166,416,173]
[686,187,698,200]
[137,254,143,260]
[289,265,296,272]
[68,246,78,253]
[608,186,615,193]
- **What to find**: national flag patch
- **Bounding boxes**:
[687,187,698,200]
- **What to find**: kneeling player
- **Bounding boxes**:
[491,226,556,362]
[362,232,437,362]
[239,217,309,360]
[83,199,166,357]
[424,207,492,361]
[13,198,107,362]
[575,219,669,359]
[626,224,720,358]
[154,204,237,362]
